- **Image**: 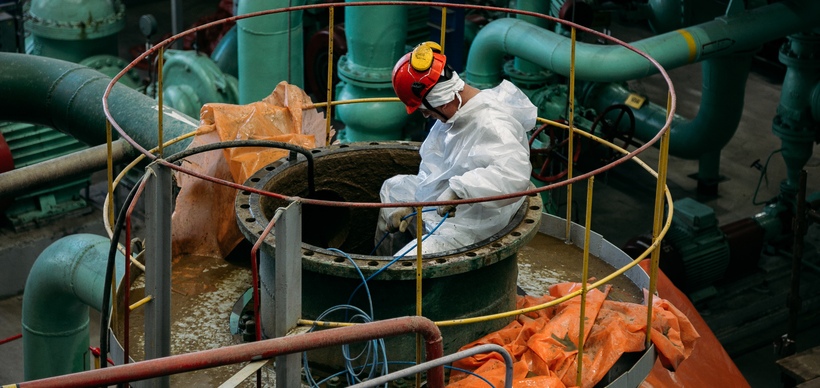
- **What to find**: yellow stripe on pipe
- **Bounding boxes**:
[676,29,697,64]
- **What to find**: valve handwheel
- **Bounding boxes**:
[529,120,582,183]
[590,103,636,161]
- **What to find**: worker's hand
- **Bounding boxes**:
[436,188,460,217]
[387,207,415,233]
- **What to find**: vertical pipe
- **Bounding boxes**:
[565,26,576,242]
[576,175,593,386]
[326,6,335,145]
[274,202,302,388]
[785,170,807,356]
[415,205,423,388]
[237,0,306,104]
[646,93,673,346]
[22,235,125,380]
[170,0,183,49]
[157,46,164,158]
[440,7,447,50]
[106,120,114,227]
[144,162,173,388]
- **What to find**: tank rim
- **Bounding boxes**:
[235,141,543,280]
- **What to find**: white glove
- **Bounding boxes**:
[436,187,460,217]
[387,207,414,233]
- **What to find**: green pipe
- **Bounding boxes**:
[237,0,306,104]
[22,234,125,380]
[0,53,196,157]
[465,0,820,87]
[514,0,551,76]
[581,54,753,161]
[335,0,411,141]
[26,0,125,63]
[772,32,820,200]
[211,25,239,78]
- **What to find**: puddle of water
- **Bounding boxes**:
[517,233,643,304]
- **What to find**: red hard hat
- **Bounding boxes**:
[392,42,447,114]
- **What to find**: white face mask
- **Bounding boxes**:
[426,72,465,108]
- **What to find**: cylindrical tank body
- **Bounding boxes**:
[235,142,542,369]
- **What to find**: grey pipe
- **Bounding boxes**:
[0,53,197,157]
[0,139,132,200]
[465,0,820,86]
[22,234,124,380]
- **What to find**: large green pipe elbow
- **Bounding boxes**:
[466,0,820,87]
[0,53,196,156]
[583,54,753,160]
[22,234,124,380]
[237,0,306,104]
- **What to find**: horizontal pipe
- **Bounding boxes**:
[0,53,196,157]
[465,0,820,86]
[18,316,444,388]
[582,54,753,160]
[0,139,132,200]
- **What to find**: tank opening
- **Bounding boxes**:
[302,189,350,249]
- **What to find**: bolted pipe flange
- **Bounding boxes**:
[25,0,125,41]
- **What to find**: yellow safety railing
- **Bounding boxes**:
[100,2,677,387]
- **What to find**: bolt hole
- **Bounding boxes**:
[528,193,538,197]
[525,219,535,224]
[402,261,413,267]
[251,177,260,183]
[492,243,502,248]
[466,252,477,257]
[256,231,263,235]
[304,251,314,256]
[369,142,379,145]
[529,206,540,211]
[266,166,275,171]
[334,257,345,263]
[368,261,379,266]
[312,149,321,154]
[245,217,256,222]
[436,258,447,264]
[340,144,349,148]
[242,190,251,196]
[240,204,250,209]
[511,232,522,237]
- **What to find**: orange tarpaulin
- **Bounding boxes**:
[171,82,332,259]
[448,283,699,388]
[639,260,750,388]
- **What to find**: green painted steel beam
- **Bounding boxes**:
[22,234,124,380]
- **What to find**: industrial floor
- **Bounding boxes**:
[3,1,820,386]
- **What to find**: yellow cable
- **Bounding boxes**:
[306,97,401,110]
[566,26,577,242]
[326,6,335,145]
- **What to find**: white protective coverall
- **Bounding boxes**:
[376,80,537,256]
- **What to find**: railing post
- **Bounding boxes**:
[274,201,302,388]
[144,161,173,388]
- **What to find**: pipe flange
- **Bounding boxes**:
[25,0,125,40]
[336,55,394,88]
[79,55,141,89]
[503,60,554,89]
[235,141,543,281]
[779,33,820,69]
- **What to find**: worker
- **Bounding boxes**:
[374,42,537,256]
